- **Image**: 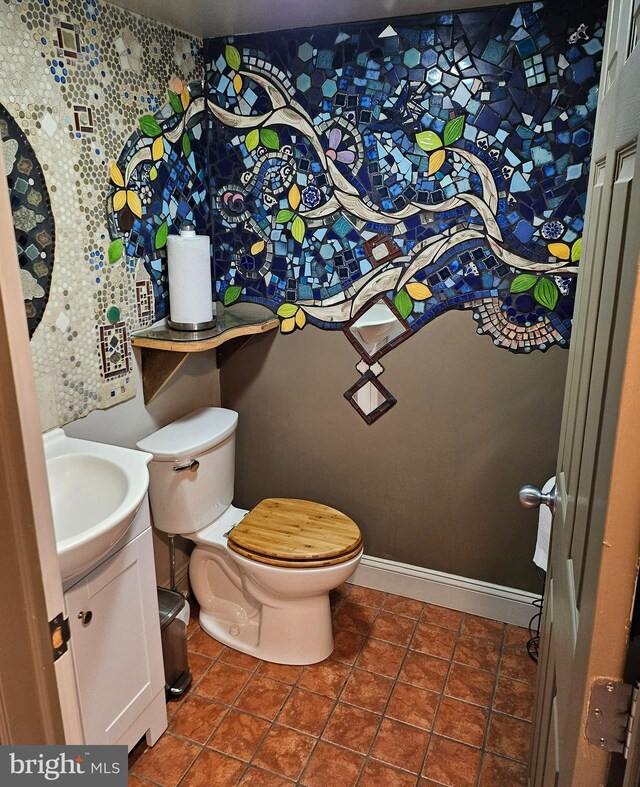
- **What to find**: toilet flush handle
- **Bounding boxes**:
[173,459,200,473]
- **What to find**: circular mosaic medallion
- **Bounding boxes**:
[0,103,55,338]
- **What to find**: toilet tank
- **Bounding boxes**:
[136,408,238,535]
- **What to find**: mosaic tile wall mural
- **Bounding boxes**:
[205,1,606,423]
[0,0,202,430]
[1,101,55,338]
[105,77,209,320]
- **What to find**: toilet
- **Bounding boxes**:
[137,407,363,665]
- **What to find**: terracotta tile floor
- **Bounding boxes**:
[129,584,536,787]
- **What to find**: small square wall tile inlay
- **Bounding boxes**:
[55,22,80,59]
[72,105,94,134]
[98,322,131,380]
[135,279,154,321]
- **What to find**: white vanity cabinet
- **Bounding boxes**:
[64,499,167,750]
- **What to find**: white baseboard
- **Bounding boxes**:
[348,554,541,629]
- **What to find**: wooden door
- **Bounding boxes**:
[530,0,640,783]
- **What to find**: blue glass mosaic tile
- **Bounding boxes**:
[107,79,210,320]
[1,103,55,337]
[204,1,606,361]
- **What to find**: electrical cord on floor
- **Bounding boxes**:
[526,566,546,663]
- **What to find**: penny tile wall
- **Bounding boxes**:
[0,0,202,429]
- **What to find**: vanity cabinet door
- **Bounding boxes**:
[65,528,164,745]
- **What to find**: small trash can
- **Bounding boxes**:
[157,587,192,699]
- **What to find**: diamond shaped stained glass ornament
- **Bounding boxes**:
[344,371,397,425]
[345,297,412,363]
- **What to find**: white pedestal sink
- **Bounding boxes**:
[43,429,152,582]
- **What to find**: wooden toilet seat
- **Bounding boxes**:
[226,498,362,568]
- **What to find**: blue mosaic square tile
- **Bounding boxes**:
[201,2,606,419]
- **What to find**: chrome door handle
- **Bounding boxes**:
[519,484,556,514]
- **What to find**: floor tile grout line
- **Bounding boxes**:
[164,656,301,783]
[474,620,507,787]
[421,610,508,784]
[207,695,274,769]
[264,689,334,780]
[334,593,438,785]
[307,593,436,784]
[227,667,299,774]
[418,612,464,781]
[132,592,534,787]
[349,636,407,784]
[223,592,381,786]
[152,673,488,756]
[168,712,532,787]
[297,596,386,786]
[169,662,496,769]
[171,742,208,787]
[364,608,448,781]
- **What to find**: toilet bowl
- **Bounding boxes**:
[137,408,362,665]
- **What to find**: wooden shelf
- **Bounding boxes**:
[131,303,278,403]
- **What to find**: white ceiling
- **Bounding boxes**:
[111,0,508,38]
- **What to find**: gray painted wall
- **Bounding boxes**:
[220,309,567,593]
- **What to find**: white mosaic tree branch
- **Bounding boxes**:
[208,57,578,324]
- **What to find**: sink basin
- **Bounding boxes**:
[352,301,400,346]
[43,429,152,582]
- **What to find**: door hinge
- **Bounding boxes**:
[586,679,639,758]
[49,612,70,662]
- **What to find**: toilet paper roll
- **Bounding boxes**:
[167,229,213,329]
[533,476,555,572]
